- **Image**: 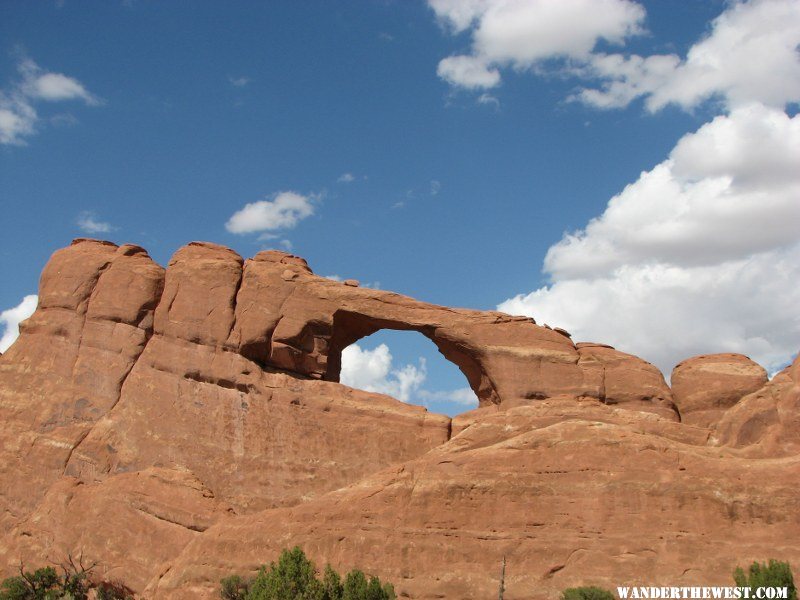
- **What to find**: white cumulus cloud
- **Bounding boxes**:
[430,0,800,116]
[430,0,645,89]
[340,342,479,409]
[499,104,800,375]
[0,58,100,145]
[576,0,800,112]
[0,295,38,353]
[340,343,427,403]
[542,105,800,280]
[489,1,800,376]
[226,191,316,234]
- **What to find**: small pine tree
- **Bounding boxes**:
[322,565,343,600]
[342,569,369,600]
[561,586,616,600]
[341,569,394,600]
[247,547,325,600]
[734,560,796,600]
[217,548,396,600]
[365,575,394,600]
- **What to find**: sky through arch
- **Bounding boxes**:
[339,329,479,417]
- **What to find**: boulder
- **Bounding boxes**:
[671,353,768,427]
[576,343,679,421]
[714,354,800,457]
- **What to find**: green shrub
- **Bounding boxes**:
[321,566,342,600]
[219,547,395,600]
[734,560,796,600]
[247,547,325,600]
[0,574,33,600]
[0,565,75,600]
[561,586,616,600]
[342,570,368,600]
[220,574,250,600]
[341,569,394,600]
[0,557,131,600]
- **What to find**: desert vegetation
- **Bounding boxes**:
[734,560,797,600]
[561,586,616,600]
[219,547,395,600]
[2,553,794,599]
[558,560,796,600]
[0,554,133,599]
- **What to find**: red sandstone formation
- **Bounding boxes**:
[671,353,768,428]
[715,357,800,457]
[0,239,797,599]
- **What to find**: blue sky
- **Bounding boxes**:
[2,0,799,416]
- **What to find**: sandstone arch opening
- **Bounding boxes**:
[336,330,478,416]
[323,311,481,415]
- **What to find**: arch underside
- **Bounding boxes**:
[323,310,500,407]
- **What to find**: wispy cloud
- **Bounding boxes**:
[477,93,500,109]
[325,275,381,289]
[337,172,356,183]
[418,387,478,407]
[229,75,251,87]
[0,57,101,145]
[77,211,115,234]
[50,113,78,127]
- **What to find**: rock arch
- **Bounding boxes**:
[231,249,603,410]
[324,309,495,405]
[164,246,678,417]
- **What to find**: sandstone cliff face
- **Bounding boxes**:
[0,239,797,599]
[151,400,798,599]
[0,241,164,532]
